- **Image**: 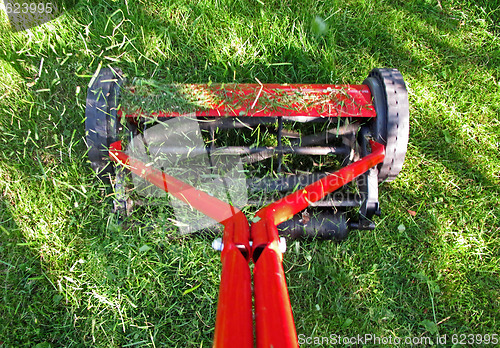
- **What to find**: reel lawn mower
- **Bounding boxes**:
[85,66,409,347]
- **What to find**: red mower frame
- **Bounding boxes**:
[109,139,385,347]
[85,67,409,347]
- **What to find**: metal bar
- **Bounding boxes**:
[120,84,376,118]
[147,145,350,157]
[147,117,338,130]
[195,116,340,131]
[209,124,216,151]
[213,242,253,348]
[197,117,275,130]
[245,124,359,164]
[292,123,360,146]
[247,174,328,192]
[277,212,349,240]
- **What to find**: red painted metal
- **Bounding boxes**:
[252,141,386,247]
[119,84,375,119]
[252,219,299,348]
[108,140,385,348]
[109,140,254,347]
[248,140,385,347]
[213,241,253,348]
[109,141,250,249]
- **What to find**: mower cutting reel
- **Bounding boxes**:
[85,67,409,347]
[85,67,409,239]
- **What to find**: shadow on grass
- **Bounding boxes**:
[0,199,83,346]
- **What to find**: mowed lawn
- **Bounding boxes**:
[0,0,499,346]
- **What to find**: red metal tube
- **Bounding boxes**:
[213,241,253,348]
[109,140,385,348]
[252,141,385,247]
[109,140,254,347]
[249,141,385,347]
[120,84,375,118]
[109,140,250,249]
[252,218,299,348]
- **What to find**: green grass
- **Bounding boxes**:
[0,0,499,346]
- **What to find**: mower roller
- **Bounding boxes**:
[85,66,409,347]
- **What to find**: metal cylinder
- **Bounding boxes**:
[147,145,349,156]
[277,211,349,240]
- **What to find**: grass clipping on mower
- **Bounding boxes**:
[120,78,367,117]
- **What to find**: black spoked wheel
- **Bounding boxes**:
[363,68,409,182]
[85,67,124,179]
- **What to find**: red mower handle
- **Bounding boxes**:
[109,140,385,347]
